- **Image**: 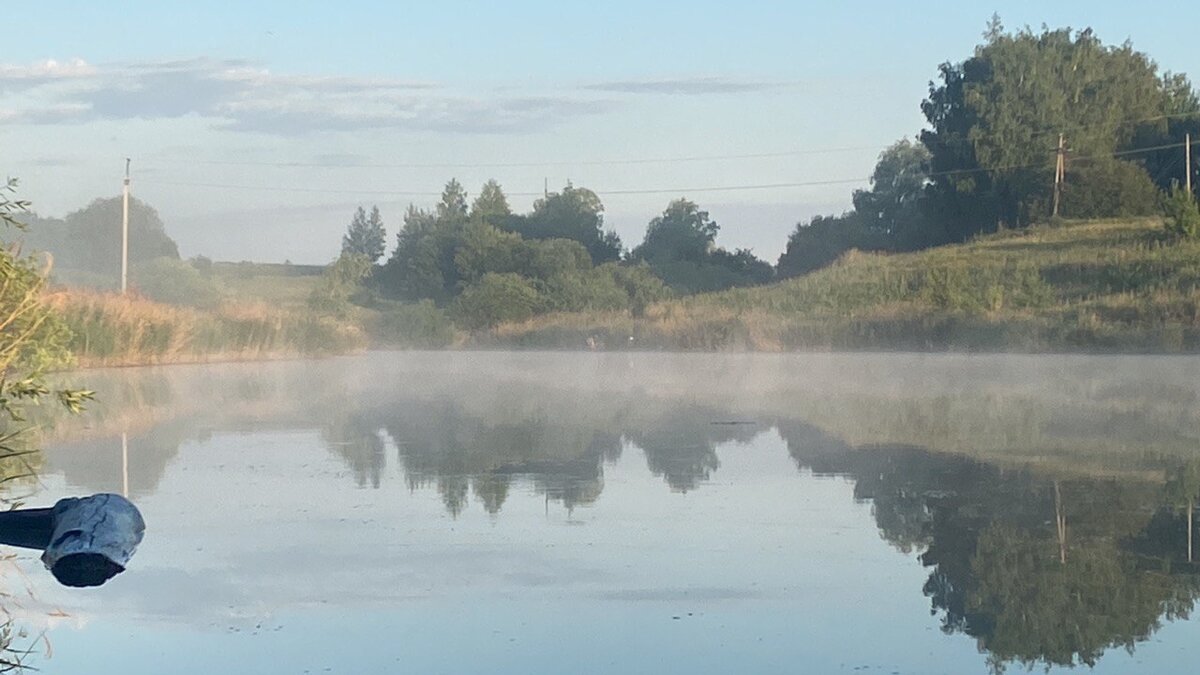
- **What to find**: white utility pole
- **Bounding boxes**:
[1187,133,1193,198]
[121,158,130,294]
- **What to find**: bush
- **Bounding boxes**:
[375,300,455,347]
[454,272,543,330]
[1060,159,1161,219]
[1163,184,1200,238]
[133,257,224,308]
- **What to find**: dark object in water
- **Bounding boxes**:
[0,493,145,587]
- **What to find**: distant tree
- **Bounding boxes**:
[851,139,934,249]
[633,199,772,293]
[454,222,527,285]
[776,213,880,279]
[470,180,512,226]
[309,252,373,318]
[632,199,718,263]
[436,178,469,225]
[342,205,386,263]
[454,272,542,330]
[503,184,622,263]
[1163,183,1200,237]
[382,205,446,301]
[18,197,179,282]
[922,22,1176,235]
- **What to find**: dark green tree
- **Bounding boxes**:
[632,199,718,263]
[342,205,386,263]
[470,180,512,226]
[851,139,934,249]
[921,22,1176,235]
[503,184,622,263]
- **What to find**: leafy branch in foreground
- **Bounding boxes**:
[0,177,93,454]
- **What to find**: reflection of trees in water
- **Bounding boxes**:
[779,420,1200,672]
[322,414,386,488]
[626,411,756,493]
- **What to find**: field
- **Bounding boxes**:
[485,218,1200,352]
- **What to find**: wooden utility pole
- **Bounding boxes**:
[1054,480,1067,564]
[1051,134,1065,218]
[1187,133,1193,198]
[121,158,130,295]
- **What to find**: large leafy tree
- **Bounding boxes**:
[632,199,771,294]
[631,199,718,263]
[851,139,934,249]
[470,179,512,226]
[503,184,622,264]
[922,21,1179,236]
[342,205,386,263]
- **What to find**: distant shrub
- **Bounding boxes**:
[132,257,224,309]
[1163,184,1200,238]
[1061,159,1160,219]
[376,300,455,348]
[454,273,543,330]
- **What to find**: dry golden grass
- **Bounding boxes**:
[46,288,365,368]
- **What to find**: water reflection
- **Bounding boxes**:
[27,353,1200,672]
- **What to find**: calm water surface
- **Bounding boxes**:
[12,352,1200,674]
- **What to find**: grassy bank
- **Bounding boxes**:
[483,218,1200,352]
[48,289,365,368]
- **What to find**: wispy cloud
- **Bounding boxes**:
[0,58,614,135]
[582,76,780,95]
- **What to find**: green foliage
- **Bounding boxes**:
[453,222,527,285]
[454,272,542,330]
[379,180,669,328]
[632,199,719,263]
[470,179,512,226]
[851,139,934,248]
[777,213,883,278]
[342,205,387,263]
[309,252,372,318]
[632,199,773,294]
[1162,183,1200,237]
[609,262,672,317]
[133,257,224,308]
[502,184,622,263]
[922,23,1179,235]
[374,300,455,348]
[0,178,92,458]
[1060,159,1161,219]
[498,219,1200,352]
[15,196,179,284]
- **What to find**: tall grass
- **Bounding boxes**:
[48,289,365,367]
[487,218,1200,352]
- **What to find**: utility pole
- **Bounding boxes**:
[543,177,548,199]
[121,158,130,295]
[1187,132,1193,198]
[1051,134,1065,218]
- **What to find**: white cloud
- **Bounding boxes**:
[0,57,613,135]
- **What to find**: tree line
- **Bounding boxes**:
[337,178,772,328]
[332,18,1200,328]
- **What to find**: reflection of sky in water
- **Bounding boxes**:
[13,353,1200,673]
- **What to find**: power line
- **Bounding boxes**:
[142,145,886,170]
[136,139,1200,199]
[137,111,1200,172]
[136,176,873,197]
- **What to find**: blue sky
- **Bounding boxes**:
[3,1,1199,263]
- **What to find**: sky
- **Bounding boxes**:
[3,1,1200,264]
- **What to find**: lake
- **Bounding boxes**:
[9,351,1200,674]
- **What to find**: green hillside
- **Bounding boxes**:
[487,218,1200,352]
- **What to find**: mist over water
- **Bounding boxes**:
[15,352,1200,673]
